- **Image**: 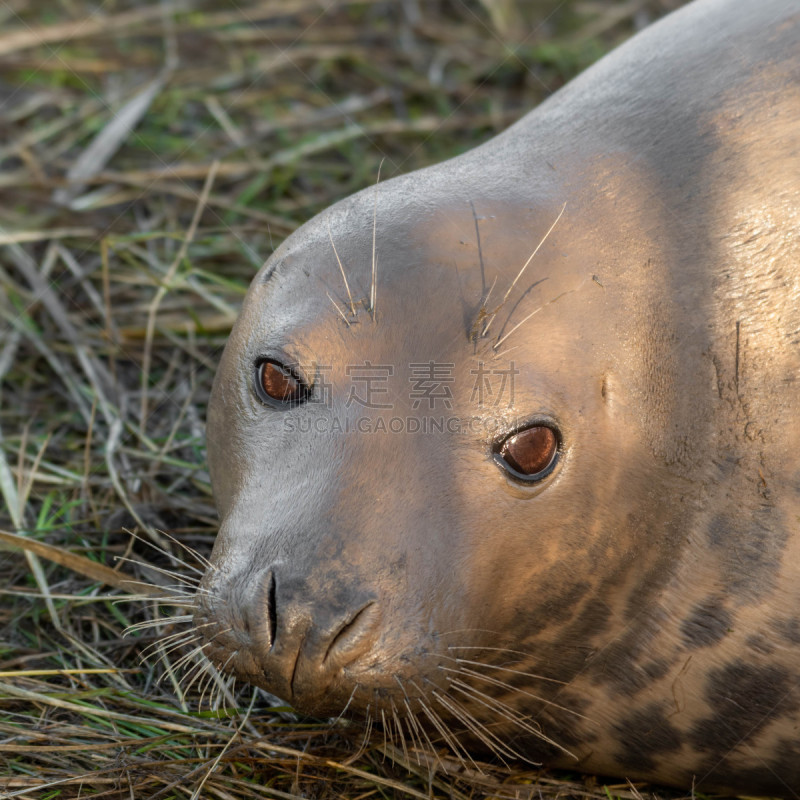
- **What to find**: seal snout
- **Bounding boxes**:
[197,564,381,712]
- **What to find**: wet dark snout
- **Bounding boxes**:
[194,564,379,710]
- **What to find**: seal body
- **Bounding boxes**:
[196,0,800,794]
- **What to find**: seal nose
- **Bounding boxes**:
[235,566,379,705]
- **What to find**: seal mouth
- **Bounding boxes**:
[194,566,385,710]
[286,599,381,706]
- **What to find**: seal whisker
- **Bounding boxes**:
[126,611,195,630]
[187,585,214,598]
[126,594,197,605]
[190,658,214,711]
[327,292,351,327]
[166,641,213,679]
[184,656,214,695]
[347,702,372,763]
[369,157,384,319]
[448,679,573,758]
[135,625,196,648]
[152,633,205,669]
[208,676,221,713]
[480,203,566,338]
[362,703,373,750]
[431,689,515,768]
[442,664,585,720]
[469,274,498,342]
[138,631,200,664]
[214,674,234,714]
[391,699,410,766]
[483,274,497,313]
[116,557,201,588]
[192,652,230,707]
[442,629,529,644]
[493,276,590,351]
[146,628,201,664]
[117,584,198,602]
[482,201,567,340]
[393,676,433,765]
[330,683,358,728]
[200,653,234,711]
[123,528,212,574]
[176,646,212,690]
[141,637,200,670]
[170,640,214,672]
[169,646,213,696]
[119,587,200,604]
[157,529,215,572]
[436,684,522,753]
[227,676,238,716]
[401,698,431,766]
[124,614,193,634]
[470,199,487,300]
[124,599,196,615]
[149,624,205,648]
[411,680,477,770]
[380,708,390,758]
[449,678,546,733]
[326,217,356,318]
[389,707,403,759]
[418,699,472,769]
[492,290,566,351]
[208,670,231,714]
[491,344,521,361]
[172,624,231,680]
[447,643,549,661]
[444,653,567,685]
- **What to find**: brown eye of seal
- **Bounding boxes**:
[496,425,558,480]
[255,360,308,406]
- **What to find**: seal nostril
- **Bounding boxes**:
[324,602,375,665]
[267,569,277,650]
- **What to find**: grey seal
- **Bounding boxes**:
[195,0,800,794]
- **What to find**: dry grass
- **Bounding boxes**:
[0,1,738,798]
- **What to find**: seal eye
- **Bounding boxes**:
[496,425,558,481]
[255,360,308,406]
